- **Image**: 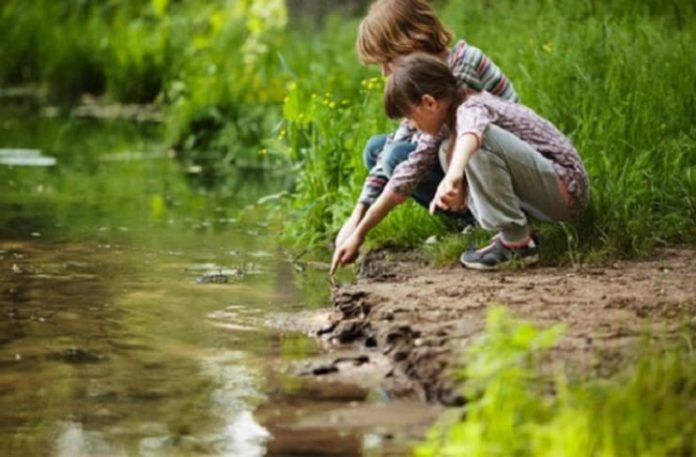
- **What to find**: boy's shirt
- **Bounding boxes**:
[358,40,518,207]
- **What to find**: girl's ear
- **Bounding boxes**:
[420,94,438,112]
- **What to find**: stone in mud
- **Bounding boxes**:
[331,319,370,344]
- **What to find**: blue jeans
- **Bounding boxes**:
[363,134,474,225]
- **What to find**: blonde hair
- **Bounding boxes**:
[384,53,460,120]
[357,0,453,65]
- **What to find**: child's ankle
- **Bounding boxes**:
[500,232,532,249]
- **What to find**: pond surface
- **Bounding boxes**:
[0,108,430,456]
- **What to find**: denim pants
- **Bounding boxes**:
[363,134,474,225]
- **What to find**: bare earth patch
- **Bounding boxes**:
[301,248,696,405]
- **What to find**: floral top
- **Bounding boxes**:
[374,92,590,215]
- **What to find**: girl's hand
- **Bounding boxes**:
[330,233,364,275]
[429,173,464,214]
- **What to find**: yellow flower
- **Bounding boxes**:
[542,43,553,54]
[259,148,268,157]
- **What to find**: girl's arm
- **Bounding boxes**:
[429,133,479,214]
[330,192,399,274]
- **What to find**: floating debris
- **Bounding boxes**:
[100,150,167,162]
[196,272,231,284]
[0,149,56,167]
[47,347,105,364]
[71,102,164,123]
[193,267,244,284]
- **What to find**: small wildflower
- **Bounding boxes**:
[329,101,336,109]
[542,42,553,54]
[278,129,287,140]
[259,148,268,157]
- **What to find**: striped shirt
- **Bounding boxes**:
[359,40,518,206]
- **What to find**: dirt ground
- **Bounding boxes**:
[295,248,696,405]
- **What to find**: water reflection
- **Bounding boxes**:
[200,352,268,456]
[0,109,427,456]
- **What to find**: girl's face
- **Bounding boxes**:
[406,94,448,136]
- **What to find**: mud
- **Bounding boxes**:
[301,248,696,405]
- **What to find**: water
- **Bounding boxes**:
[0,108,432,456]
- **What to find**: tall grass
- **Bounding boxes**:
[281,0,696,260]
[414,307,696,456]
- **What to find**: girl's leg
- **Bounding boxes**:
[462,125,571,267]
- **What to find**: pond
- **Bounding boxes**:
[0,107,431,456]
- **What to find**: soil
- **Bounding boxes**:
[294,248,696,405]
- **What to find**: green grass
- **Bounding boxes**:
[414,307,696,457]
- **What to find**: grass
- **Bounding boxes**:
[414,307,696,457]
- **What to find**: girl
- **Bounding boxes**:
[334,0,519,253]
[331,53,589,272]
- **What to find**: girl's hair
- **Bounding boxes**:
[384,53,459,120]
[357,0,453,65]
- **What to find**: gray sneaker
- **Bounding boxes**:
[460,236,539,270]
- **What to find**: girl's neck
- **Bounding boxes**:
[445,89,469,130]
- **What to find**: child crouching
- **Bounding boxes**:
[331,53,589,272]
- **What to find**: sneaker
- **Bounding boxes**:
[460,236,539,270]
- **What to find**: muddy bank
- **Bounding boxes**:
[299,248,696,405]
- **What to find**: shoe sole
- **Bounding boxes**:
[460,254,539,271]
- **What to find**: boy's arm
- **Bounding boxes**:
[330,192,399,274]
[330,134,440,274]
[335,202,368,248]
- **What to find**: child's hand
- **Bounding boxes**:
[330,233,363,275]
[429,173,464,214]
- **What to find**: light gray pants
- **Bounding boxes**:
[440,124,572,244]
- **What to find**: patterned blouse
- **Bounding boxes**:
[358,40,518,205]
[456,92,589,214]
[372,91,590,216]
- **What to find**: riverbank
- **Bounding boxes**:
[293,248,696,405]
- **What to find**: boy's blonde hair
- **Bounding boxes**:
[357,0,453,64]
